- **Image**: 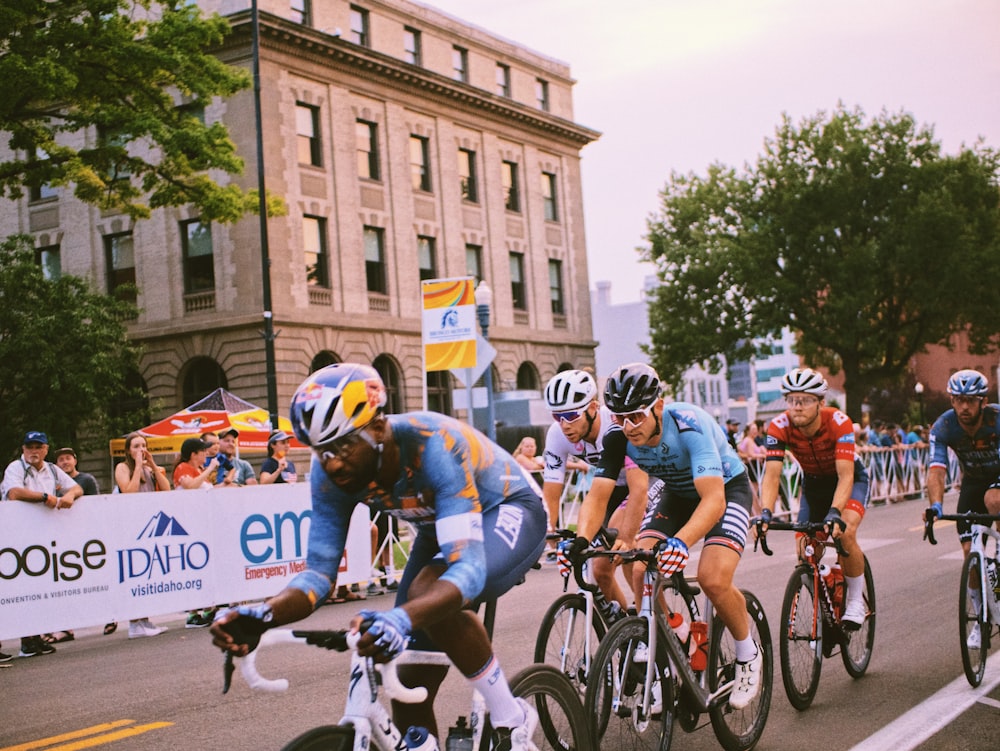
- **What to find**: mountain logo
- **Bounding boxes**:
[136,512,189,539]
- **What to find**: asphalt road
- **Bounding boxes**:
[2,497,999,750]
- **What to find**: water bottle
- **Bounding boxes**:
[404,725,439,751]
[445,716,474,751]
[667,610,690,644]
[987,558,1000,601]
[689,621,708,671]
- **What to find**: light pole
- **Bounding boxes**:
[475,281,497,442]
[915,381,925,425]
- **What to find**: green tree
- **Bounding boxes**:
[0,235,144,459]
[643,104,1000,420]
[0,0,256,222]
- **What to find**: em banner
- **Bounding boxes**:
[422,277,477,371]
[0,484,372,640]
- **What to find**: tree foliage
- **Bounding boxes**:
[643,104,1000,419]
[0,0,257,222]
[0,235,144,459]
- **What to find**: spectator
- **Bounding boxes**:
[725,418,741,451]
[753,419,767,447]
[201,431,238,486]
[1,431,83,658]
[114,432,171,638]
[737,423,767,514]
[260,430,297,484]
[53,447,99,496]
[217,428,257,486]
[173,437,217,489]
[512,436,544,473]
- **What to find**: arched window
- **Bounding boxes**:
[310,350,340,372]
[373,354,404,414]
[181,357,227,406]
[556,362,574,373]
[426,370,452,415]
[516,362,540,391]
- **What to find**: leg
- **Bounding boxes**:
[697,545,749,641]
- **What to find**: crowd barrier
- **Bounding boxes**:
[0,484,374,641]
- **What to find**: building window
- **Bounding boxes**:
[177,100,205,124]
[373,354,404,414]
[181,219,214,294]
[364,226,386,294]
[495,63,510,97]
[349,5,369,46]
[426,370,452,415]
[98,126,132,180]
[36,245,61,281]
[465,244,482,284]
[418,235,436,281]
[290,0,311,25]
[542,171,559,221]
[502,161,520,212]
[104,231,136,303]
[452,45,468,82]
[304,215,329,287]
[296,103,321,166]
[536,78,550,111]
[548,259,564,315]
[403,26,421,66]
[29,183,58,202]
[356,119,380,180]
[517,362,540,390]
[459,148,478,203]
[509,252,526,310]
[182,357,227,406]
[410,135,431,192]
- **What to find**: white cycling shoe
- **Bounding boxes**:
[841,599,867,631]
[967,622,982,650]
[729,645,763,710]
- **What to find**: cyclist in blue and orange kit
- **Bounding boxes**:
[211,363,546,751]
[924,369,1000,649]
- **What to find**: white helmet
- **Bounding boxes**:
[780,368,828,397]
[544,370,598,411]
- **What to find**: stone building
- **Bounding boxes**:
[0,0,600,434]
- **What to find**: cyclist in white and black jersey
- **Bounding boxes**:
[542,370,652,612]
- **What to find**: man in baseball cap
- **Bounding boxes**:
[218,428,257,486]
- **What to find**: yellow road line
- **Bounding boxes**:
[1,720,173,751]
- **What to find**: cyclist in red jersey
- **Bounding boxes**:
[756,368,871,629]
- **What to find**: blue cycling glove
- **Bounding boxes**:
[217,603,274,653]
[359,607,412,660]
[824,507,847,535]
[556,536,588,578]
[755,508,773,535]
[656,537,689,577]
[925,501,943,522]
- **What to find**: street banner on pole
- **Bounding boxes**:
[422,277,477,371]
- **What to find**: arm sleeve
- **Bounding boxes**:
[593,429,628,480]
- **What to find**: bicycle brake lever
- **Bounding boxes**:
[222,652,234,694]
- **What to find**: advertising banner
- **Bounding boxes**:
[422,277,477,371]
[0,485,374,640]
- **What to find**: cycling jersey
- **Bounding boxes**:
[288,412,545,606]
[541,405,632,487]
[601,401,745,501]
[765,407,856,476]
[928,404,1000,480]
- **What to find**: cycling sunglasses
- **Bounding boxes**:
[609,402,655,428]
[315,429,376,461]
[552,409,586,424]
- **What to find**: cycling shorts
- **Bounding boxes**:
[798,461,870,523]
[955,475,1000,542]
[637,473,753,555]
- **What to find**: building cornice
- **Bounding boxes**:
[218,10,600,149]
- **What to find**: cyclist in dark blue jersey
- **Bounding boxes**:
[211,363,546,749]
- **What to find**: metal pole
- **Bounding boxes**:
[477,304,496,442]
[252,1,279,427]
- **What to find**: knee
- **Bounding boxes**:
[985,489,1000,512]
[697,569,730,600]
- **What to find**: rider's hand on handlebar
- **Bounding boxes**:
[655,537,689,577]
[211,603,274,656]
[823,507,847,537]
[356,607,412,662]
[755,508,773,537]
[556,536,589,578]
[925,502,943,523]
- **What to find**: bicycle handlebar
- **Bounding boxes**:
[923,511,1000,546]
[753,518,848,559]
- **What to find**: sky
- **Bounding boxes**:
[424,0,1000,303]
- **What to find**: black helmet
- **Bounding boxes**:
[604,362,662,413]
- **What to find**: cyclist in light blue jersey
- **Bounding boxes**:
[212,364,546,750]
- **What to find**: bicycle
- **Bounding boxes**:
[581,547,772,751]
[755,519,876,710]
[226,616,594,751]
[534,528,627,696]
[923,510,1000,686]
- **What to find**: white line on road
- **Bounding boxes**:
[849,653,1000,751]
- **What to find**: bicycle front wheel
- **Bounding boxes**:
[779,564,822,710]
[959,551,988,687]
[708,590,772,751]
[503,664,595,751]
[534,592,605,696]
[280,725,354,751]
[584,616,673,751]
[841,555,876,678]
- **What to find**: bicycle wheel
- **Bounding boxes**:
[280,725,354,751]
[708,590,772,751]
[841,555,876,678]
[959,551,988,687]
[583,616,673,751]
[779,565,822,710]
[500,664,595,751]
[534,593,605,696]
